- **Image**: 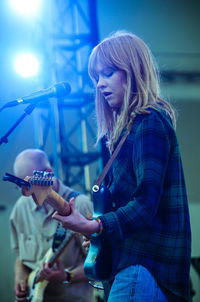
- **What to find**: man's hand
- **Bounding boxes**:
[39,260,66,282]
[15,280,29,302]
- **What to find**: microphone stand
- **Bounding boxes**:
[0,103,36,146]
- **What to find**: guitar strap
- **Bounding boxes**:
[52,223,67,252]
[93,119,134,192]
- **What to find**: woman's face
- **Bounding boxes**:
[94,61,127,109]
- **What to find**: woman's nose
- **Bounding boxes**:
[97,76,106,89]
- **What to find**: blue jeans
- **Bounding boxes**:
[107,265,182,302]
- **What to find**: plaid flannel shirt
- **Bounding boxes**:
[100,108,191,301]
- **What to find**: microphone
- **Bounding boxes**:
[0,82,71,110]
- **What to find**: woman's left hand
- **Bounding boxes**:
[52,197,98,236]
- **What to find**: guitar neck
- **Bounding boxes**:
[35,233,77,284]
[46,189,71,216]
[49,233,77,267]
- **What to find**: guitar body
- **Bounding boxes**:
[27,232,75,302]
[84,186,113,281]
[28,276,48,302]
[28,249,53,302]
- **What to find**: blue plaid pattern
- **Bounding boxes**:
[100,108,191,301]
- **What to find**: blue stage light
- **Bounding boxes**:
[10,0,41,16]
[14,53,39,78]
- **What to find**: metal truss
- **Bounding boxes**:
[33,0,101,193]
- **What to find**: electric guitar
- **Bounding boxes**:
[3,171,70,216]
[27,232,76,302]
[84,185,113,281]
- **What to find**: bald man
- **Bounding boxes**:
[10,149,94,302]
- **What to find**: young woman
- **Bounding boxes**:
[53,31,191,302]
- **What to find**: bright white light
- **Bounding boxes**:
[14,54,39,78]
[10,0,41,16]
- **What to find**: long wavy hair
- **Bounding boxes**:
[88,31,176,151]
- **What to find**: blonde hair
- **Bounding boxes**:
[88,31,176,151]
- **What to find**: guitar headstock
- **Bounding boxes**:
[3,172,31,188]
[30,170,54,186]
[4,170,70,215]
[22,170,54,206]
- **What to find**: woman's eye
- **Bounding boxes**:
[93,69,115,83]
[104,70,114,77]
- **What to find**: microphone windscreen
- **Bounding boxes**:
[54,82,71,98]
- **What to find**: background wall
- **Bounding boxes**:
[0,0,200,301]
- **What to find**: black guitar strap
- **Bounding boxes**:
[52,223,67,252]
